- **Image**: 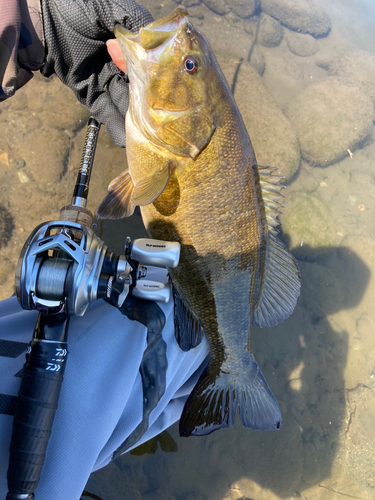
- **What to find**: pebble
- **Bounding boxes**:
[288,378,303,392]
[15,157,26,168]
[17,170,30,183]
[0,152,10,167]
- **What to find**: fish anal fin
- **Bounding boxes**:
[96,170,135,219]
[133,163,170,206]
[173,287,205,352]
[179,355,282,437]
[253,232,301,328]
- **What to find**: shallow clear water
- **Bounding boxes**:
[1,1,375,499]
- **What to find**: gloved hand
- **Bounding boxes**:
[40,0,153,147]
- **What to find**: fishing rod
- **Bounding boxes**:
[6,117,180,499]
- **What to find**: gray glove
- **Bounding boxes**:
[40,0,153,147]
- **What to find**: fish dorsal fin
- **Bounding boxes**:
[257,166,285,236]
[157,109,215,159]
[173,287,205,351]
[253,232,301,328]
[96,170,135,219]
[133,162,171,206]
[253,165,301,327]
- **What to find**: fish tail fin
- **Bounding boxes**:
[179,355,281,437]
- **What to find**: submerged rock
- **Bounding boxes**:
[248,45,266,76]
[280,191,337,259]
[327,50,375,105]
[258,12,284,47]
[217,53,300,181]
[225,0,258,19]
[260,0,331,38]
[177,0,201,7]
[245,13,284,47]
[202,0,226,15]
[286,30,319,56]
[286,80,373,167]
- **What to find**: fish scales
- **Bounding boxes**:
[97,7,301,436]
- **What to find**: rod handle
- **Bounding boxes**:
[7,337,68,497]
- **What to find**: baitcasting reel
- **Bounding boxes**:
[15,220,180,317]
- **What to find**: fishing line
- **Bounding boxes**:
[231,14,261,96]
[51,108,75,278]
[64,110,75,224]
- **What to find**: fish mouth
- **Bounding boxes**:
[114,7,192,152]
[114,6,188,56]
[114,7,189,90]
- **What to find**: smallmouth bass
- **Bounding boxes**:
[97,7,301,437]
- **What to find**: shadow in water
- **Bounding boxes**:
[86,238,369,499]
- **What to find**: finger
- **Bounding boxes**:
[107,39,127,73]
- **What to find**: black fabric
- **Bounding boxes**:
[0,394,17,416]
[105,295,168,458]
[0,340,28,358]
[40,0,153,147]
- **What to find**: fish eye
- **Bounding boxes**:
[184,56,199,75]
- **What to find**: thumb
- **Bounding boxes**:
[107,39,127,73]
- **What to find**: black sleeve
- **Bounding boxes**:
[40,0,153,147]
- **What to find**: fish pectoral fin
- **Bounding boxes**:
[173,287,205,351]
[253,232,301,328]
[179,355,282,437]
[96,170,135,219]
[133,162,170,206]
[157,110,215,159]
